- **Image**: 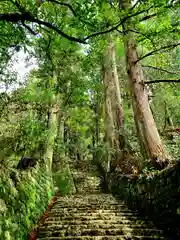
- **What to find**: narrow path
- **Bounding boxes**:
[37,193,168,239]
[37,163,168,239]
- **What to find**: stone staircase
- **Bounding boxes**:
[37,194,168,239]
[37,162,168,239]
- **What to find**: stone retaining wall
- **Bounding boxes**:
[0,162,53,240]
[108,160,180,239]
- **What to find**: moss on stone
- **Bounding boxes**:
[107,160,180,238]
[0,162,53,239]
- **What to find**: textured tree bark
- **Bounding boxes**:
[44,71,59,170]
[44,104,58,170]
[121,0,170,166]
[95,98,100,147]
[133,112,148,160]
[102,36,139,173]
[92,93,101,163]
[102,43,116,173]
[109,39,125,146]
[163,101,174,131]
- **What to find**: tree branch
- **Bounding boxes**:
[45,37,54,69]
[140,13,157,22]
[84,5,156,41]
[0,13,86,43]
[46,0,95,28]
[131,0,141,11]
[142,65,180,75]
[0,13,24,22]
[136,43,180,63]
[33,17,86,43]
[0,3,177,44]
[128,29,156,47]
[145,79,180,84]
[47,0,77,16]
[22,22,37,35]
[139,2,179,22]
[64,90,73,106]
[116,29,123,34]
[84,22,122,40]
[0,12,120,42]
[10,0,26,13]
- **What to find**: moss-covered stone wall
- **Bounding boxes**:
[108,160,180,238]
[0,162,53,240]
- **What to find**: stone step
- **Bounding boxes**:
[38,228,163,238]
[44,219,151,225]
[78,189,101,191]
[46,214,144,222]
[42,223,155,229]
[37,189,166,239]
[51,211,138,216]
[39,226,162,236]
[55,201,124,205]
[49,210,136,217]
[76,190,102,194]
[37,235,166,240]
[55,199,120,204]
[53,205,130,211]
[55,198,120,203]
[55,202,125,207]
[55,193,118,200]
[51,208,137,214]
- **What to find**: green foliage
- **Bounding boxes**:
[0,0,179,163]
[0,163,53,240]
[0,1,179,232]
[53,167,76,196]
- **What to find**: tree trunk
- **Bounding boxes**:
[95,98,100,146]
[102,36,139,174]
[64,118,70,156]
[134,112,148,160]
[91,91,101,163]
[163,101,174,131]
[44,71,59,170]
[109,39,124,144]
[57,110,65,157]
[121,0,170,167]
[102,44,117,173]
